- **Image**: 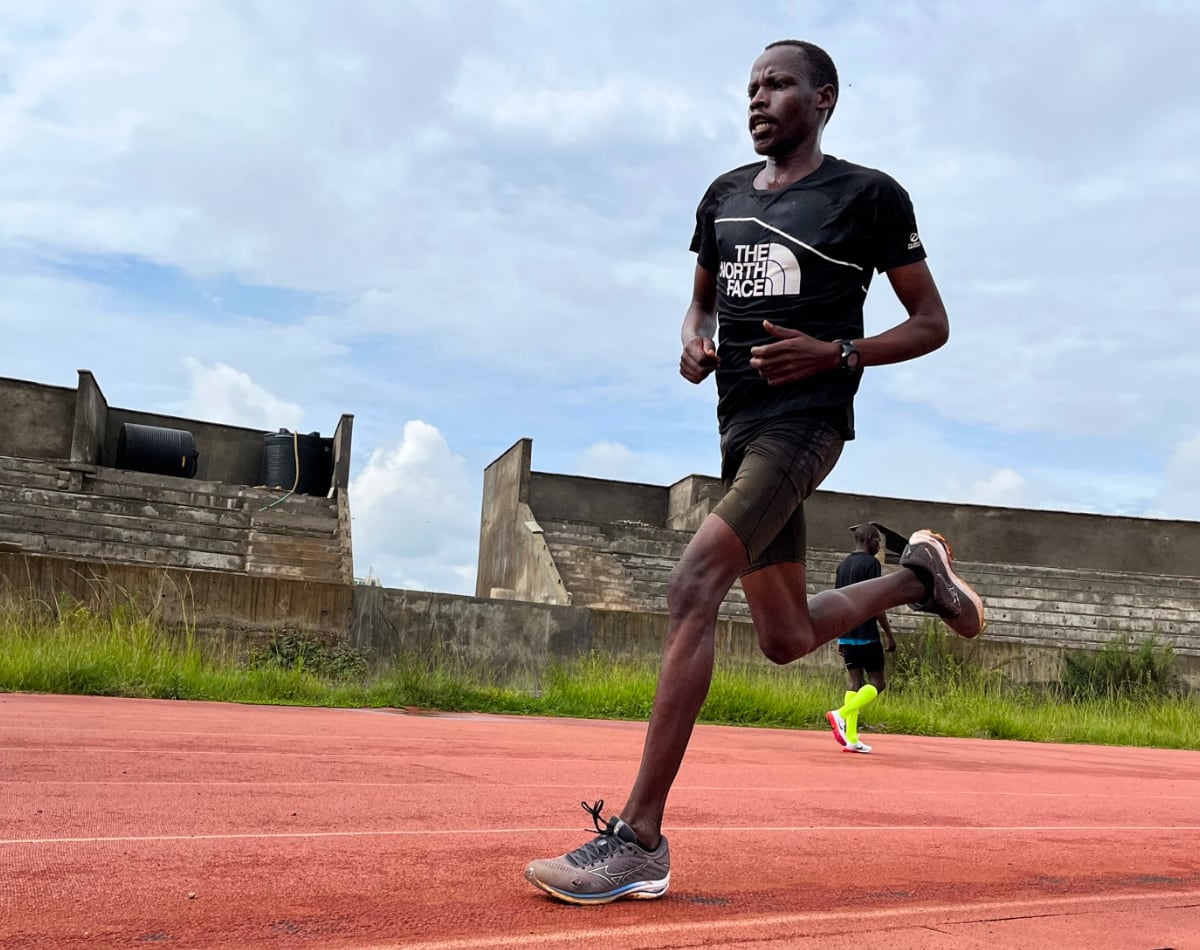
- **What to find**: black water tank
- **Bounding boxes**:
[261,429,332,496]
[116,423,200,479]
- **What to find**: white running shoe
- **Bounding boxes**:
[843,740,872,754]
[825,709,848,747]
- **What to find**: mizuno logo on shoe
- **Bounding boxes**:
[590,863,647,886]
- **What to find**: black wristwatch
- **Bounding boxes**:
[838,340,861,373]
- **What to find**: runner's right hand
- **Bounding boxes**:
[680,336,719,383]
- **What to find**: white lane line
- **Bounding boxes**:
[0,745,638,759]
[3,824,1197,846]
[2,780,1197,800]
[382,889,1200,950]
[8,743,1198,770]
[0,747,412,758]
[0,728,514,744]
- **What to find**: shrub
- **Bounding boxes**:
[1060,634,1177,701]
[246,631,371,684]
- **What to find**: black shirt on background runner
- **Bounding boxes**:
[835,551,883,643]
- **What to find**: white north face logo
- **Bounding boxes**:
[719,242,801,297]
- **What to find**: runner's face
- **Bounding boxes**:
[747,47,824,156]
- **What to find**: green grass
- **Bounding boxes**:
[1,598,1197,750]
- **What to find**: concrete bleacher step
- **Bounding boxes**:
[542,515,831,618]
[0,454,347,584]
[539,514,1200,657]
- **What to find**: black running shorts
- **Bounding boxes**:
[712,411,844,572]
[840,640,886,673]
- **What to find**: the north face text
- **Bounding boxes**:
[718,242,801,297]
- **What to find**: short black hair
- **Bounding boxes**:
[764,39,839,123]
[853,523,881,546]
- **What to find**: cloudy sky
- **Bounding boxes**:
[3,1,1198,594]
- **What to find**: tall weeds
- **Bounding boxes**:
[1,598,1196,750]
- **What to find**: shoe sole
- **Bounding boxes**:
[909,530,986,638]
[825,710,848,747]
[526,873,670,905]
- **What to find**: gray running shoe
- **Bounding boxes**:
[525,800,670,904]
[843,739,872,754]
[900,529,985,639]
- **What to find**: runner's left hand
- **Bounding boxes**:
[749,321,840,386]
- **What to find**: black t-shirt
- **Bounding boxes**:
[835,550,883,643]
[689,155,927,437]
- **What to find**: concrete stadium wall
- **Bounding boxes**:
[0,377,75,461]
[344,587,1200,690]
[0,373,354,586]
[351,585,591,679]
[70,371,109,467]
[104,407,270,487]
[4,544,1194,692]
[477,440,672,601]
[805,488,1200,580]
[476,439,531,599]
[3,371,349,491]
[530,471,669,527]
[0,552,352,642]
[0,456,351,584]
[514,463,1200,594]
[350,586,765,676]
[651,471,1200,580]
[473,440,1200,691]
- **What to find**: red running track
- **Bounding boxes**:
[1,692,1198,949]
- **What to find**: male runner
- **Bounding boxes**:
[525,39,984,905]
[827,523,896,754]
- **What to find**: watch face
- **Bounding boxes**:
[841,342,860,370]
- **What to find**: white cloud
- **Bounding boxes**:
[347,420,477,594]
[567,437,729,488]
[1156,431,1200,520]
[956,468,1028,508]
[182,358,304,431]
[825,397,1160,519]
[574,441,637,480]
[448,57,715,145]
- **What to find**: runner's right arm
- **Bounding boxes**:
[680,265,720,384]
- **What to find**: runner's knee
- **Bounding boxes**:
[756,621,816,666]
[666,562,724,619]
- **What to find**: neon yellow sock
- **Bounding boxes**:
[840,684,878,744]
[836,690,858,742]
[840,690,860,743]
